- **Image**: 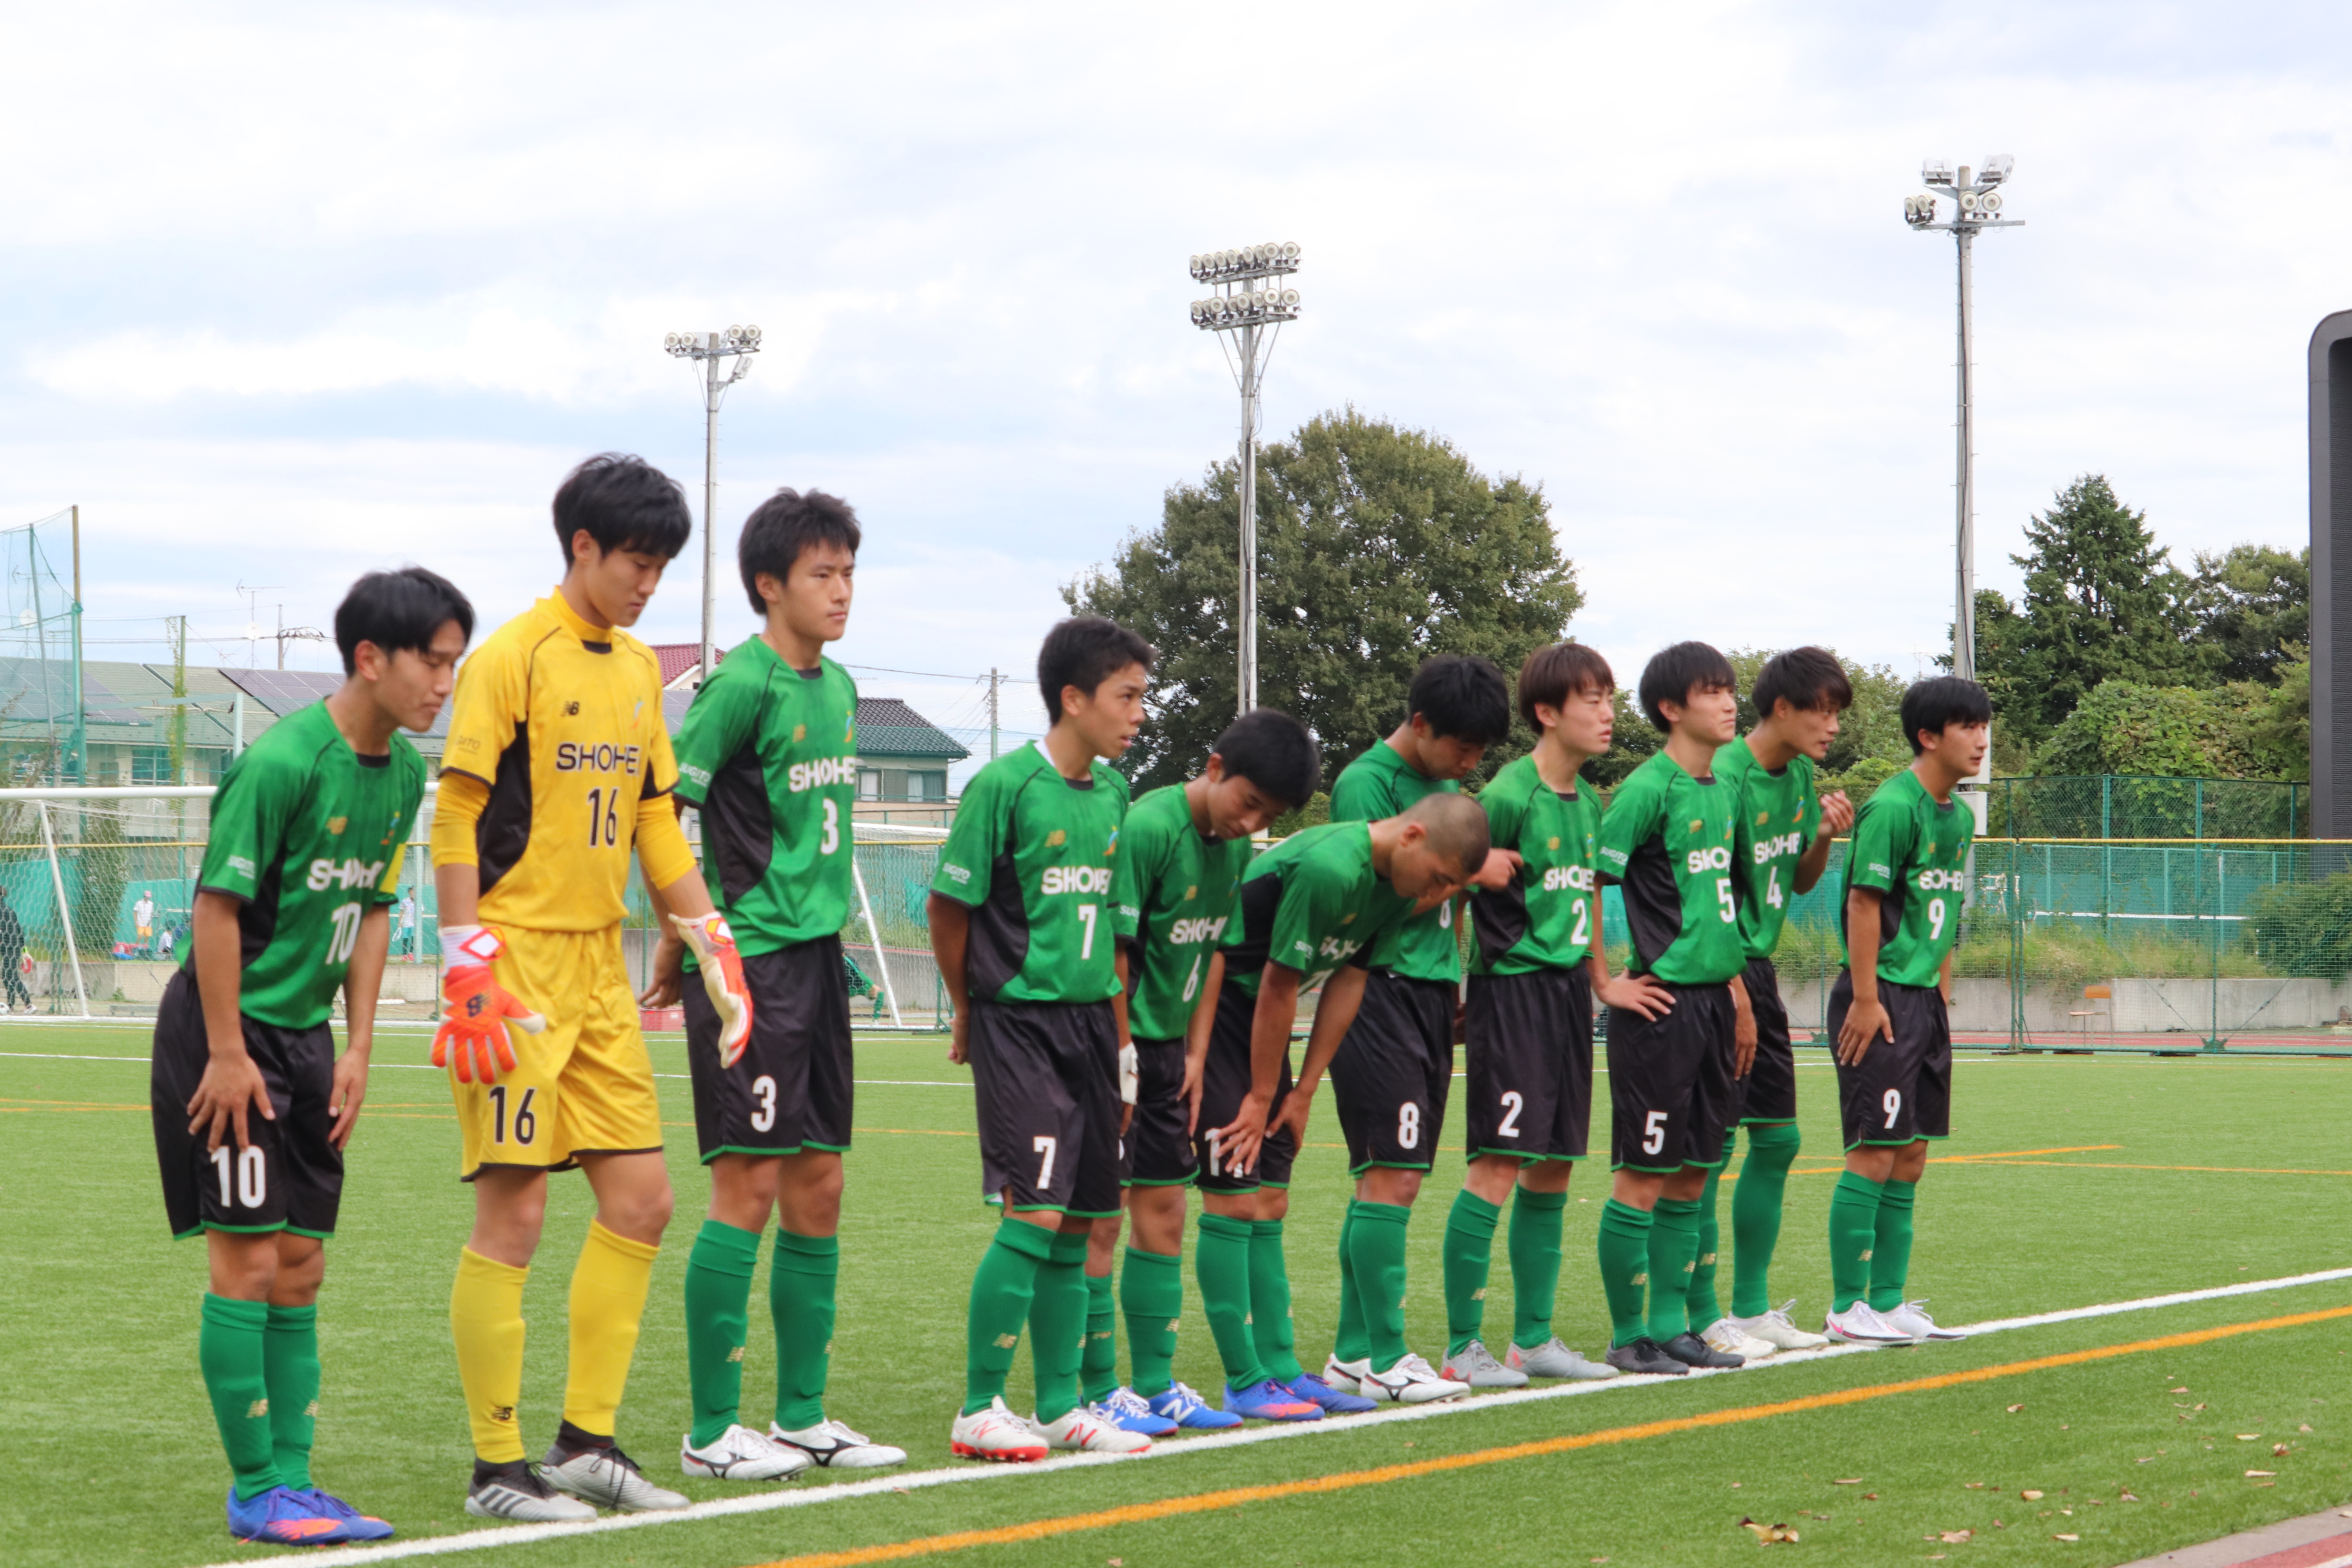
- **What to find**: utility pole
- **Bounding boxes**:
[663,327,762,686]
[987,668,1000,760]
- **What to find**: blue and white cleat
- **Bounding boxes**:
[226,1485,343,1544]
[1224,1378,1323,1422]
[1146,1380,1243,1430]
[300,1488,396,1542]
[1093,1388,1179,1436]
[1286,1371,1377,1415]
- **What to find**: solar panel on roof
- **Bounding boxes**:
[223,669,342,716]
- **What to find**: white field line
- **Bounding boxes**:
[192,1265,2352,1568]
[0,1052,971,1087]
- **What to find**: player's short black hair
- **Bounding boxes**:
[1637,641,1736,732]
[1752,646,1853,718]
[1038,617,1156,723]
[1407,654,1512,746]
[552,453,693,566]
[1210,709,1319,809]
[1900,676,1993,754]
[1403,793,1491,877]
[334,567,475,676]
[738,488,861,615]
[1516,642,1614,733]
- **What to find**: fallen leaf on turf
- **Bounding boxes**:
[2007,1403,2024,1413]
[1108,1560,1123,1566]
[2169,1386,2188,1393]
[1940,1530,1974,1543]
[2246,1470,2276,1478]
[2276,1443,2292,1456]
[1964,1481,1986,1489]
[2237,1433,2261,1441]
[1832,1477,1863,1485]
[2302,1424,2315,1433]
[2120,1492,2140,1503]
[2022,1490,2044,1501]
[1737,1517,1800,1543]
[2054,1533,2080,1543]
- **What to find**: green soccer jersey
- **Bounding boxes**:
[1716,739,1819,962]
[1113,784,1252,1041]
[1468,752,1601,976]
[1594,750,1743,985]
[671,639,858,955]
[932,740,1129,1005]
[1220,822,1412,998]
[189,702,425,1030]
[1840,768,1973,987]
[1330,740,1461,983]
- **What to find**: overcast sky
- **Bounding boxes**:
[5,1,2348,775]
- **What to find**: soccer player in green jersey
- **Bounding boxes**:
[1593,641,1756,1377]
[1322,655,1515,1403]
[1822,676,1988,1347]
[650,489,906,1480]
[1694,648,1856,1359]
[1442,642,1670,1387]
[931,617,1156,1461]
[1089,710,1321,1432]
[151,568,471,1543]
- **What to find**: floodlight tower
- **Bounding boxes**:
[1188,243,1301,716]
[1904,157,2022,683]
[664,326,762,685]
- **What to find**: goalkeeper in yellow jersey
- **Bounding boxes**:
[432,454,752,1522]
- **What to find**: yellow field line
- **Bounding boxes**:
[1960,1159,2352,1177]
[750,1303,2352,1568]
[1780,1143,2123,1178]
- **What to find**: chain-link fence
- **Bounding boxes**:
[1986,775,2307,840]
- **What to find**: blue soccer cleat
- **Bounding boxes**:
[1093,1388,1179,1436]
[1146,1381,1243,1430]
[226,1485,343,1544]
[1224,1378,1324,1422]
[1286,1372,1377,1415]
[301,1488,396,1542]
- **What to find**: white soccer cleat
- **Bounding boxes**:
[540,1444,689,1512]
[1880,1299,1966,1341]
[1823,1302,1914,1345]
[1506,1337,1619,1381]
[681,1423,813,1481]
[1037,1405,1152,1454]
[1725,1301,1831,1352]
[771,1417,909,1469]
[1321,1354,1367,1395]
[1441,1338,1529,1388]
[1353,1352,1470,1405]
[949,1396,1048,1463]
[464,1463,597,1522]
[1700,1317,1779,1360]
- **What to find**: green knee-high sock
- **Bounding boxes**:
[1348,1201,1413,1372]
[200,1294,281,1501]
[1121,1246,1183,1398]
[1249,1220,1304,1383]
[1027,1230,1090,1423]
[1080,1270,1118,1403]
[261,1303,320,1492]
[1828,1171,1886,1313]
[1596,1200,1654,1347]
[1508,1185,1569,1351]
[1197,1213,1270,1388]
[1686,1170,1724,1330]
[771,1230,838,1432]
[1441,1189,1502,1356]
[1730,1123,1801,1318]
[1866,1180,1918,1313]
[1645,1198,1702,1343]
[963,1219,1053,1416]
[1333,1199,1369,1365]
[683,1219,762,1445]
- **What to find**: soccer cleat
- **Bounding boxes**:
[1725,1301,1831,1352]
[1661,1330,1744,1369]
[1880,1300,1966,1341]
[464,1463,598,1522]
[1700,1317,1778,1361]
[1824,1302,1915,1344]
[1286,1371,1379,1414]
[1223,1377,1324,1421]
[1319,1353,1365,1395]
[1603,1337,1690,1376]
[950,1396,1049,1462]
[771,1417,909,1468]
[299,1487,395,1542]
[682,1423,814,1481]
[1507,1337,1620,1381]
[1038,1405,1152,1454]
[1441,1338,1530,1389]
[226,1485,343,1544]
[1346,1352,1469,1405]
[1091,1388,1179,1436]
[1147,1381,1243,1430]
[541,1443,690,1512]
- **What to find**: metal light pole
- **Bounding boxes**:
[1905,157,2021,683]
[663,326,762,683]
[1189,243,1301,716]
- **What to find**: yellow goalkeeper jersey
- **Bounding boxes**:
[437,590,684,933]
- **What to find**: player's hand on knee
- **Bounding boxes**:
[1836,997,1892,1064]
[671,912,753,1068]
[186,1045,274,1152]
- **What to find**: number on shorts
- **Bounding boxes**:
[1181,953,1203,1002]
[750,1074,778,1132]
[212,1144,266,1209]
[1497,1089,1524,1139]
[488,1084,538,1146]
[1205,1127,1222,1178]
[1882,1087,1902,1129]
[1766,867,1784,910]
[326,902,364,965]
[1076,904,1097,960]
[1715,876,1735,924]
[1439,899,1453,929]
[1568,898,1590,948]
[1926,897,1947,941]
[820,798,840,855]
[1032,1134,1058,1190]
[1642,1109,1668,1156]
[1397,1102,1420,1150]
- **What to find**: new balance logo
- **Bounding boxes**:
[490,1405,515,1424]
[1471,1287,1487,1301]
[728,1346,745,1363]
[245,1399,270,1419]
[1631,1272,1648,1287]
[994,1333,1019,1349]
[1859,1248,1873,1261]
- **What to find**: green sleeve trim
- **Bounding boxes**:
[1465,1147,1584,1163]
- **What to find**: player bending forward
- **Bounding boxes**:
[1822,676,1988,1346]
[152,568,468,1543]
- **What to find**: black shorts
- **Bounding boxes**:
[1464,967,1593,1161]
[1732,956,1798,1127]
[1125,1036,1197,1187]
[686,936,854,1161]
[969,997,1123,1218]
[1330,971,1454,1175]
[1829,973,1953,1149]
[151,969,343,1240]
[1192,984,1298,1193]
[1606,978,1737,1173]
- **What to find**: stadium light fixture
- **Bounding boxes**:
[1188,240,1302,716]
[663,325,761,686]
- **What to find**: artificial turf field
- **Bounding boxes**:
[4,1024,2349,1568]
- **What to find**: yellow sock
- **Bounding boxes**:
[564,1220,660,1436]
[450,1247,530,1463]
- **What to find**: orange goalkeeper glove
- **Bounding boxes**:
[431,926,546,1084]
[671,911,753,1068]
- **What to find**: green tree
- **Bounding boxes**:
[1064,407,1582,792]
[2183,544,2308,686]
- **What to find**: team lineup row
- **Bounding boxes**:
[148,452,1993,1544]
